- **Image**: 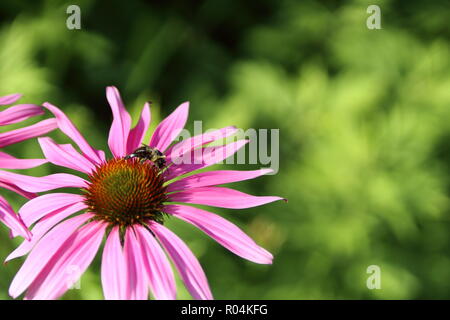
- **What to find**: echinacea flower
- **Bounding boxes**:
[0,93,57,238]
[4,86,284,300]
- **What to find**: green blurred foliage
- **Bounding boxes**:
[0,0,449,299]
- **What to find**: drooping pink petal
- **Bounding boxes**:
[149,102,189,152]
[6,202,87,262]
[19,193,85,227]
[9,213,93,298]
[0,151,47,169]
[24,220,105,300]
[150,222,213,300]
[169,186,284,209]
[0,104,44,126]
[167,169,273,192]
[0,170,87,193]
[165,126,237,163]
[106,86,132,158]
[165,140,249,181]
[123,228,149,300]
[165,205,273,264]
[101,227,127,300]
[38,137,96,174]
[0,93,22,105]
[0,195,31,240]
[126,102,151,154]
[42,102,103,165]
[0,180,36,199]
[135,224,176,300]
[0,118,57,148]
[0,152,17,160]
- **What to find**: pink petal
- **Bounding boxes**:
[9,213,93,298]
[123,228,149,300]
[0,93,21,105]
[106,86,132,158]
[0,195,31,240]
[0,180,36,199]
[101,227,127,300]
[42,102,103,165]
[166,126,237,163]
[0,104,44,126]
[38,137,96,174]
[126,102,151,154]
[169,186,284,209]
[0,151,15,160]
[19,193,85,227]
[167,168,273,192]
[135,225,176,300]
[6,202,87,262]
[0,153,47,169]
[0,118,57,148]
[24,220,105,300]
[0,170,87,193]
[149,222,213,300]
[149,102,189,152]
[95,149,107,163]
[165,140,249,181]
[165,205,273,264]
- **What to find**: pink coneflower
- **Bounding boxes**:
[4,86,283,300]
[0,94,57,238]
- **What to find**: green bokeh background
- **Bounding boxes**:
[0,0,449,299]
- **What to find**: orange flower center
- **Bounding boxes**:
[83,158,167,227]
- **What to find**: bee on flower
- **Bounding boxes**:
[2,87,284,300]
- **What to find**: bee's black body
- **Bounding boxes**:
[125,144,167,170]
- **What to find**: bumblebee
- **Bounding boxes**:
[125,144,167,170]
